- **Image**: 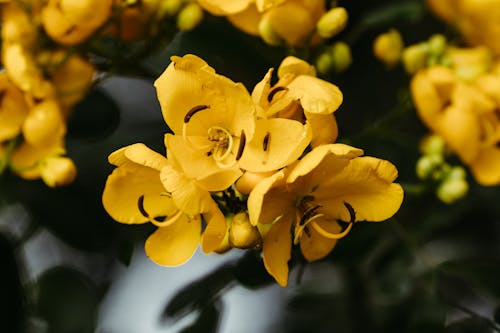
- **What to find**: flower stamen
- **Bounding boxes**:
[267,86,288,102]
[235,130,246,161]
[184,105,210,123]
[263,132,270,151]
[137,195,182,227]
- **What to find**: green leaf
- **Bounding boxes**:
[35,267,99,333]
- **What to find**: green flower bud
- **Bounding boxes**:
[373,29,404,67]
[416,154,443,180]
[436,178,468,204]
[177,3,203,31]
[445,166,467,181]
[402,43,429,74]
[331,41,352,73]
[419,134,446,155]
[315,51,335,75]
[316,7,348,39]
[228,212,261,249]
[161,0,184,17]
[428,34,447,56]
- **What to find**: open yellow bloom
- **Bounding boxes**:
[102,143,227,265]
[0,73,29,142]
[155,54,256,184]
[247,144,404,286]
[252,56,343,147]
[427,0,500,55]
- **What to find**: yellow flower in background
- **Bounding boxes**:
[198,0,326,47]
[41,0,114,45]
[410,49,500,185]
[0,73,29,142]
[427,0,500,55]
[247,143,404,286]
[252,56,343,147]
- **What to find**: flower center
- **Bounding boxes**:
[207,126,234,162]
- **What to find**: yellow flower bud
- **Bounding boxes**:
[236,171,276,195]
[40,156,77,188]
[373,29,404,67]
[228,212,261,249]
[446,166,467,181]
[402,43,429,74]
[436,177,468,204]
[416,153,443,180]
[419,134,446,155]
[315,51,335,75]
[177,3,204,31]
[428,34,447,56]
[331,41,352,73]
[258,15,283,46]
[22,100,66,147]
[161,0,184,17]
[316,7,348,39]
[214,224,231,254]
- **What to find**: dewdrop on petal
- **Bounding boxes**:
[40,156,77,188]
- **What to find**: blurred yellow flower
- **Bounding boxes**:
[427,0,500,55]
[247,144,404,286]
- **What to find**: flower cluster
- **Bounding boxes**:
[0,0,200,187]
[102,54,404,286]
[197,0,348,49]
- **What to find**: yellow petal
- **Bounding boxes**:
[10,140,64,180]
[314,156,404,222]
[469,146,500,185]
[145,214,201,266]
[197,0,250,15]
[160,163,214,215]
[263,212,294,287]
[247,170,293,225]
[165,134,241,191]
[238,118,312,173]
[201,204,228,253]
[108,143,168,171]
[285,75,343,115]
[300,218,340,262]
[0,74,29,141]
[102,164,177,224]
[255,0,286,12]
[277,56,316,78]
[22,99,66,147]
[287,143,363,185]
[251,68,273,107]
[266,2,316,46]
[306,113,338,147]
[227,4,261,36]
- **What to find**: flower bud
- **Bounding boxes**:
[316,7,348,39]
[22,100,66,147]
[445,166,467,181]
[416,154,443,180]
[228,212,261,249]
[428,34,447,57]
[436,177,468,204]
[315,51,335,75]
[373,29,404,67]
[40,156,77,187]
[331,41,352,73]
[161,0,184,17]
[402,43,429,74]
[177,3,203,31]
[236,171,276,195]
[419,134,446,155]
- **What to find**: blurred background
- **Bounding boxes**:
[2,1,500,332]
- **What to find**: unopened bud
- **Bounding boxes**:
[214,224,231,254]
[373,29,404,67]
[428,34,447,56]
[236,171,275,195]
[331,41,352,73]
[315,51,335,75]
[416,154,443,180]
[445,166,467,181]
[419,134,446,155]
[228,212,261,249]
[177,3,203,31]
[402,43,429,74]
[161,0,183,17]
[40,156,77,187]
[316,7,348,39]
[436,177,468,204]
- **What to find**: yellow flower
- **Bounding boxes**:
[41,0,113,45]
[0,73,29,142]
[155,54,255,184]
[198,0,325,47]
[427,0,500,55]
[39,156,77,188]
[410,58,500,185]
[247,144,404,286]
[102,143,227,265]
[10,139,66,180]
[252,56,343,147]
